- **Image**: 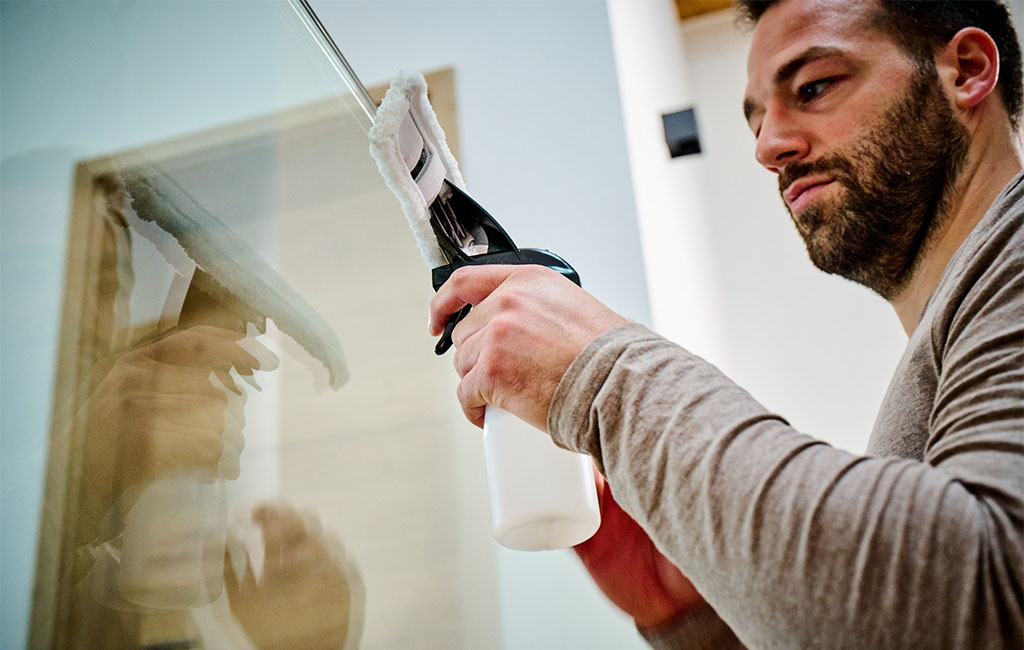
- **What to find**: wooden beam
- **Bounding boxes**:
[674,0,733,21]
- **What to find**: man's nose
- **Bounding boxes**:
[755,106,810,173]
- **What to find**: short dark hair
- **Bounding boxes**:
[735,0,1023,131]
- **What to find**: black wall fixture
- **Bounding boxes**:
[662,107,701,158]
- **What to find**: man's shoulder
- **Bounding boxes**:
[934,171,1023,316]
[867,172,1023,459]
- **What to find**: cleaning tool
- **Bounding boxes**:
[293,0,599,551]
[367,71,601,552]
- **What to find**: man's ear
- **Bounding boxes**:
[935,27,1000,114]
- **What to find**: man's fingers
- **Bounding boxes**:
[255,505,333,579]
[140,393,230,431]
[451,324,483,379]
[224,545,258,597]
[141,327,266,373]
[428,265,520,336]
[431,264,622,431]
[455,365,489,429]
[211,369,242,396]
[256,505,307,548]
[218,405,245,480]
[119,422,225,484]
[160,364,243,400]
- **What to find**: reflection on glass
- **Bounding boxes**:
[49,157,359,647]
[226,504,364,650]
[5,1,499,649]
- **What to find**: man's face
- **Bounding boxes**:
[742,0,969,299]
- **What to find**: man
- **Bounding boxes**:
[429,0,1023,647]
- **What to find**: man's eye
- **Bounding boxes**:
[797,79,832,104]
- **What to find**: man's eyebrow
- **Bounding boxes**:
[743,46,846,123]
[774,46,845,86]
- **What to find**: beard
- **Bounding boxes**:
[777,65,970,299]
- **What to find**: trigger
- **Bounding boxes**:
[434,305,472,355]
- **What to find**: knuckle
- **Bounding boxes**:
[159,330,186,347]
[519,264,550,281]
[189,339,208,359]
[113,373,135,395]
[518,264,543,279]
[456,377,474,405]
[189,325,220,336]
[206,388,229,409]
[476,346,504,383]
[487,314,520,343]
[452,345,467,377]
[117,392,139,414]
[449,265,474,289]
[494,289,522,313]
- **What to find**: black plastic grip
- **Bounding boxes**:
[431,248,581,355]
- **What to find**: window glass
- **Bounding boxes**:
[1,2,498,648]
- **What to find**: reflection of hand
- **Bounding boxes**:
[428,265,628,430]
[226,504,363,650]
[574,472,705,629]
[81,325,272,500]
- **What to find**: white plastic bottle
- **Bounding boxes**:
[117,470,227,609]
[482,407,601,551]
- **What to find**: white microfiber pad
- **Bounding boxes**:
[368,71,465,269]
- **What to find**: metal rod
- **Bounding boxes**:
[291,0,378,120]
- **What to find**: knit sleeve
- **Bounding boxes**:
[638,602,746,650]
[548,311,1022,649]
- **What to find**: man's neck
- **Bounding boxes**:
[891,123,1023,335]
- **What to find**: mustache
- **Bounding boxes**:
[777,155,855,197]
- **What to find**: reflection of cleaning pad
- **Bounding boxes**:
[177,269,266,335]
[107,163,349,389]
[157,267,195,334]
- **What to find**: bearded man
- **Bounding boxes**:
[429,0,1023,647]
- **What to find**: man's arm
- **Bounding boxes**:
[575,472,746,649]
[549,296,1022,648]
[430,248,1022,648]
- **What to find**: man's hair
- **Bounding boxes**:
[735,0,1023,131]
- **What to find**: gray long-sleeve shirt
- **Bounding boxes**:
[548,172,1023,649]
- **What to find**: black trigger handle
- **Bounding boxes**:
[434,304,472,355]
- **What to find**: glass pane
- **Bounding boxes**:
[2,2,498,648]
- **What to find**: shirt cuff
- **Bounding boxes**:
[639,603,746,650]
[546,322,661,462]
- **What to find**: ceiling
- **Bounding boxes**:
[674,0,734,21]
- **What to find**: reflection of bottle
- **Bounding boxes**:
[117,470,227,609]
[482,407,600,551]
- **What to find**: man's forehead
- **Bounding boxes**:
[745,0,876,94]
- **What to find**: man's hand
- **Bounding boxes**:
[226,504,363,650]
[80,325,274,499]
[428,265,628,430]
[575,472,706,629]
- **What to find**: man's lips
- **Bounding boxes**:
[783,177,835,213]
